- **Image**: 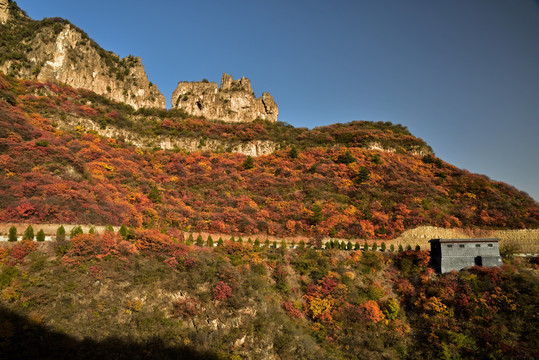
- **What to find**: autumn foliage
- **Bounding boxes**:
[0,73,538,241]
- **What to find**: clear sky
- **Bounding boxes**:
[17,0,539,202]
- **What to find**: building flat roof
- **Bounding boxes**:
[429,238,499,243]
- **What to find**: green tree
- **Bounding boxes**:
[23,225,34,241]
[105,224,114,233]
[217,237,224,246]
[372,242,378,251]
[36,229,45,242]
[207,235,214,247]
[265,239,270,248]
[354,242,360,250]
[336,150,356,165]
[415,244,421,251]
[56,225,66,241]
[371,153,382,164]
[390,244,395,252]
[8,226,17,242]
[254,238,261,250]
[196,234,204,247]
[242,155,254,169]
[119,224,128,239]
[280,239,287,249]
[310,202,323,224]
[406,244,412,251]
[238,236,243,244]
[70,226,83,238]
[299,240,305,250]
[230,236,236,243]
[356,166,370,183]
[380,242,387,252]
[347,241,353,250]
[363,241,369,251]
[186,233,194,245]
[272,241,277,248]
[398,244,404,252]
[89,226,97,234]
[288,146,299,159]
[148,185,162,203]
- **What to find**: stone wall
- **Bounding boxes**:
[171,73,278,123]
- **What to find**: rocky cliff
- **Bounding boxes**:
[0,2,166,110]
[171,73,278,123]
[0,0,9,25]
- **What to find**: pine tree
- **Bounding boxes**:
[196,234,204,247]
[105,224,114,233]
[217,237,224,246]
[390,244,395,252]
[280,239,287,249]
[415,244,421,251]
[70,226,83,238]
[254,238,261,250]
[56,225,66,241]
[340,241,346,250]
[288,146,299,159]
[272,241,277,248]
[398,244,404,252]
[230,236,235,243]
[36,229,45,242]
[242,155,254,169]
[207,235,214,247]
[23,225,34,240]
[89,226,97,234]
[372,242,378,251]
[265,239,270,248]
[8,226,17,242]
[354,242,360,250]
[119,224,128,239]
[299,240,305,250]
[238,236,243,243]
[356,166,370,183]
[406,244,412,251]
[347,241,353,250]
[380,242,387,252]
[363,241,369,251]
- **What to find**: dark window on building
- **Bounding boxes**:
[447,244,453,248]
[459,244,465,248]
[488,244,493,247]
[475,244,481,247]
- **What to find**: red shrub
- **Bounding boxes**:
[212,281,233,301]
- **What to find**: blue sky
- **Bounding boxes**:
[18,0,539,202]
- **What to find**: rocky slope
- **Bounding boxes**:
[0,0,165,109]
[172,73,278,123]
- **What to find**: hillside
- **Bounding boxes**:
[0,72,538,240]
[0,235,537,359]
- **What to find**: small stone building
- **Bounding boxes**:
[429,238,502,273]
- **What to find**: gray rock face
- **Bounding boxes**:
[0,0,9,24]
[1,23,166,110]
[171,73,278,123]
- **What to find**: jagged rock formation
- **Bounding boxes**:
[0,0,9,25]
[0,3,165,109]
[171,73,278,123]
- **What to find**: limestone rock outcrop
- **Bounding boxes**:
[0,0,9,24]
[1,16,166,109]
[171,73,278,123]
